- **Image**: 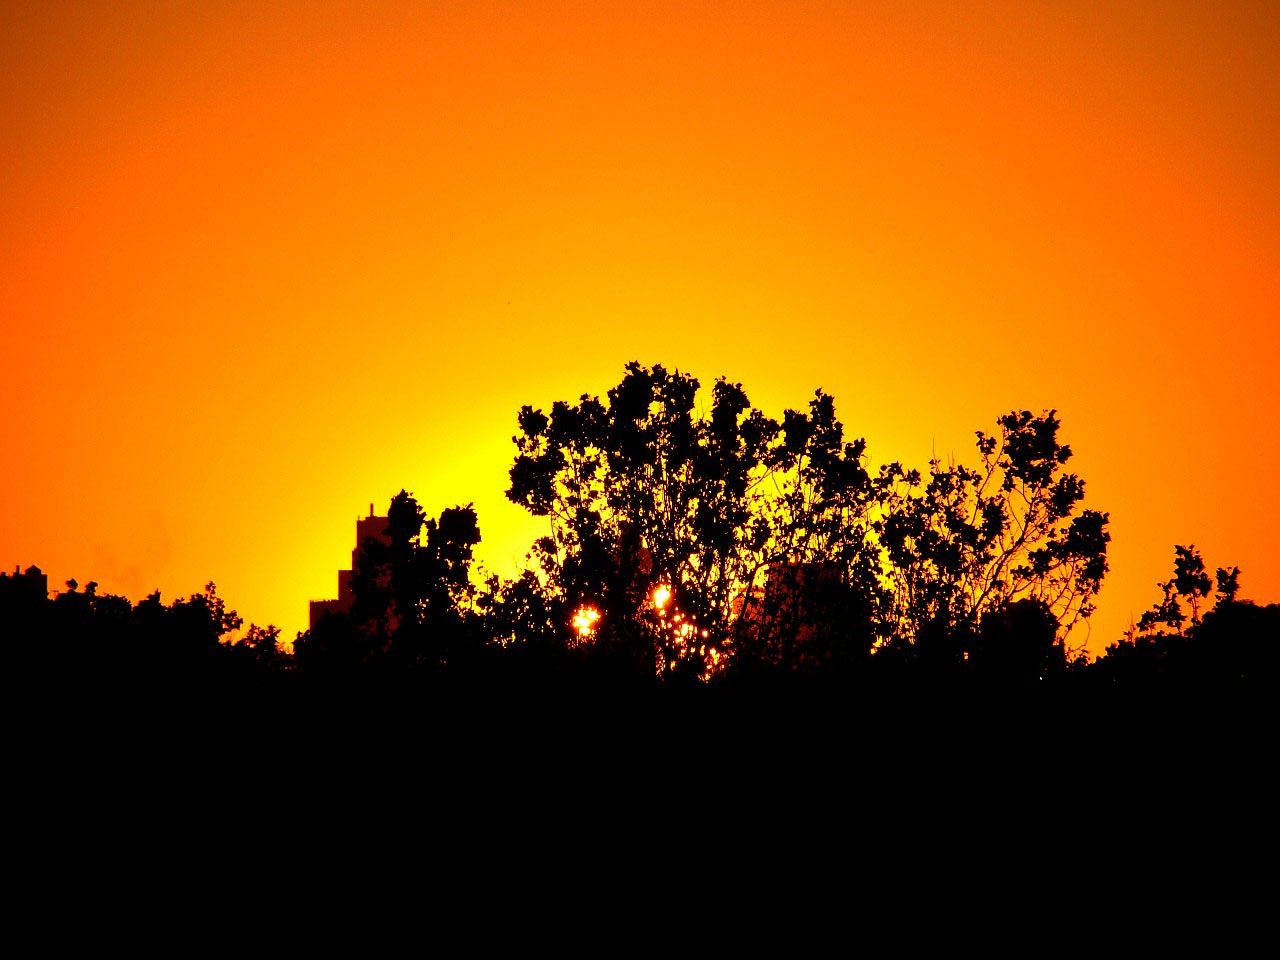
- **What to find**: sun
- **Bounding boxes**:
[571,605,600,639]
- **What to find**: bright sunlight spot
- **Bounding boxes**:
[571,605,600,638]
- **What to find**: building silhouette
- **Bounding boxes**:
[309,505,390,630]
[732,560,862,671]
[0,564,49,604]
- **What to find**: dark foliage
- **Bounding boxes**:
[4,365,1273,706]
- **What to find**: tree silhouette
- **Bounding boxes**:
[19,360,1280,701]
[1095,545,1278,692]
[506,363,888,681]
[505,363,1109,682]
[972,597,1063,681]
[727,389,884,678]
[239,623,287,673]
[506,363,766,679]
[32,577,271,683]
[875,409,1109,663]
[1136,545,1220,635]
[294,490,482,673]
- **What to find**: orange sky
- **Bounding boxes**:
[3,1,1277,658]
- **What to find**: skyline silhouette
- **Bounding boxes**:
[7,360,1276,697]
[6,501,1274,696]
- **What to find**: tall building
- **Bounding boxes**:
[309,505,391,631]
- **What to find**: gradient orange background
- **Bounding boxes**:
[3,1,1277,657]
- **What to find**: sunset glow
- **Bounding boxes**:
[571,605,600,640]
[2,2,1277,659]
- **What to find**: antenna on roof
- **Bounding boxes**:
[370,502,375,517]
